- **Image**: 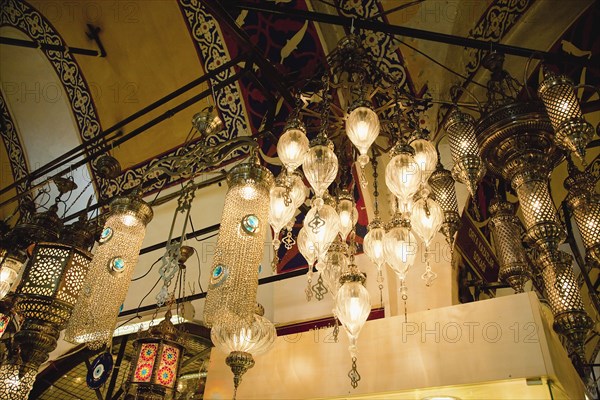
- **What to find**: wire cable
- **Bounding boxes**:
[131,257,162,282]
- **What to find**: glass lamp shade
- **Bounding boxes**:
[211,313,276,357]
[269,185,296,239]
[411,194,444,247]
[383,225,417,280]
[128,312,185,397]
[346,105,380,167]
[444,109,486,197]
[410,138,438,183]
[0,255,23,300]
[335,279,371,357]
[305,204,340,258]
[385,148,422,212]
[364,225,386,271]
[0,364,37,400]
[302,143,338,199]
[64,195,153,348]
[297,227,318,267]
[337,196,358,241]
[538,72,593,160]
[289,172,308,209]
[277,120,309,173]
[203,161,273,329]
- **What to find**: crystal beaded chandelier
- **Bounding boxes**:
[64,193,153,349]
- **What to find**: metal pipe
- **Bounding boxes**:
[0,53,247,197]
[228,1,595,67]
[0,63,252,209]
[0,36,103,57]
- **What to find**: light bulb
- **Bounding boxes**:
[364,226,386,270]
[304,204,340,258]
[337,196,358,241]
[303,143,338,198]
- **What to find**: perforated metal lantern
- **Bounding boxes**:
[488,201,530,293]
[564,164,600,265]
[538,70,594,161]
[127,310,185,400]
[540,251,593,366]
[4,241,92,399]
[428,162,460,246]
[443,109,486,198]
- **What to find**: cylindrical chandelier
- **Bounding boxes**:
[488,201,530,293]
[203,156,273,328]
[64,194,153,349]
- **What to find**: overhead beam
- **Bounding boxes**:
[226,1,596,68]
[0,36,104,57]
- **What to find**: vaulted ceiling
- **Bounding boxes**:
[1,0,599,398]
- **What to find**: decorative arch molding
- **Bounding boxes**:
[102,0,252,197]
[0,91,29,194]
[0,0,103,194]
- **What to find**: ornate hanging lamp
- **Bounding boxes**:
[269,178,296,270]
[383,215,417,298]
[488,201,531,293]
[277,111,309,174]
[443,108,486,198]
[126,310,185,400]
[410,130,438,184]
[1,217,95,399]
[538,68,594,162]
[64,193,153,348]
[322,238,349,298]
[335,263,371,389]
[540,251,593,371]
[411,188,444,286]
[428,160,460,246]
[564,161,600,265]
[203,154,273,329]
[346,100,380,169]
[211,305,276,398]
[385,144,422,213]
[337,191,358,242]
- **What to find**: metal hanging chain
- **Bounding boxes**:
[318,74,333,140]
[371,147,380,218]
